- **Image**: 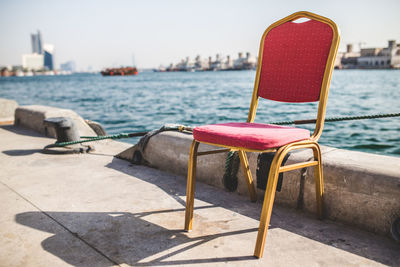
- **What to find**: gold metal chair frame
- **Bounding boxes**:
[184,11,340,258]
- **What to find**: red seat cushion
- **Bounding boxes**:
[193,122,310,150]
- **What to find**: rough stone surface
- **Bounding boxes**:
[85,119,107,136]
[118,131,400,237]
[1,125,399,266]
[14,105,96,138]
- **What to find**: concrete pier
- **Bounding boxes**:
[1,124,399,266]
[0,102,399,266]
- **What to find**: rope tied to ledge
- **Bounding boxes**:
[45,124,193,148]
[271,112,400,125]
[47,112,400,148]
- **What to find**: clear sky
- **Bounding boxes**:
[1,0,399,70]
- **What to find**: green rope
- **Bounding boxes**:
[47,113,400,148]
[222,151,240,191]
[271,112,400,125]
[47,132,147,148]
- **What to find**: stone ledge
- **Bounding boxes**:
[117,131,400,238]
[14,105,96,138]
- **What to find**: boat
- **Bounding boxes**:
[100,67,138,76]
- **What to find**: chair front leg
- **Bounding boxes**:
[312,144,324,219]
[238,150,257,202]
[253,149,286,258]
[184,140,199,231]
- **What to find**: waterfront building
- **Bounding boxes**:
[337,44,360,69]
[23,30,56,72]
[337,40,400,69]
[60,61,76,72]
[233,52,257,70]
[224,55,233,70]
[22,53,44,70]
[172,57,195,72]
[43,44,55,71]
[357,40,400,69]
[161,51,257,72]
[194,55,209,71]
[180,57,195,71]
[209,54,224,71]
[31,30,43,54]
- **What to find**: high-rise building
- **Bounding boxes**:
[24,30,56,71]
[43,44,55,70]
[31,30,43,54]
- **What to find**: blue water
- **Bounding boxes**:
[1,70,399,156]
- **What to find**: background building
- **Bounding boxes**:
[357,40,400,69]
[22,31,56,71]
[233,52,256,70]
[60,61,76,72]
[31,30,43,54]
[335,40,400,69]
[43,44,55,70]
[22,54,44,70]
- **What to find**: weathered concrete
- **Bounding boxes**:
[1,125,399,266]
[117,131,400,238]
[0,98,18,124]
[14,105,96,138]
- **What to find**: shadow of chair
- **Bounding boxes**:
[15,210,257,266]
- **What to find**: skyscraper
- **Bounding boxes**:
[43,44,54,70]
[31,30,43,54]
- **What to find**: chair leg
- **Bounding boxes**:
[253,156,281,258]
[238,150,257,202]
[184,140,199,231]
[313,145,324,219]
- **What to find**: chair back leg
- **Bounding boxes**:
[238,150,257,202]
[184,140,199,231]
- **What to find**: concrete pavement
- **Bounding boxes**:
[1,125,399,266]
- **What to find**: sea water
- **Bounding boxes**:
[1,70,399,156]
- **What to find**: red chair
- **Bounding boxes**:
[184,11,340,258]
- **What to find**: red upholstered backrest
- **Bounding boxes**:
[258,19,333,102]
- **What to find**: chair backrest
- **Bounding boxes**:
[247,11,340,140]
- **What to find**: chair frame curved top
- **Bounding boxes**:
[184,11,340,259]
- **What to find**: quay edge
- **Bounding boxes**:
[14,105,96,138]
[2,102,400,240]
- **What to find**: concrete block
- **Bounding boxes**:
[117,131,400,237]
[0,98,18,124]
[143,131,227,189]
[14,105,96,138]
[303,149,400,236]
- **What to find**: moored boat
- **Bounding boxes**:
[101,67,138,76]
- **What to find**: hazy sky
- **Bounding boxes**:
[1,0,399,70]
